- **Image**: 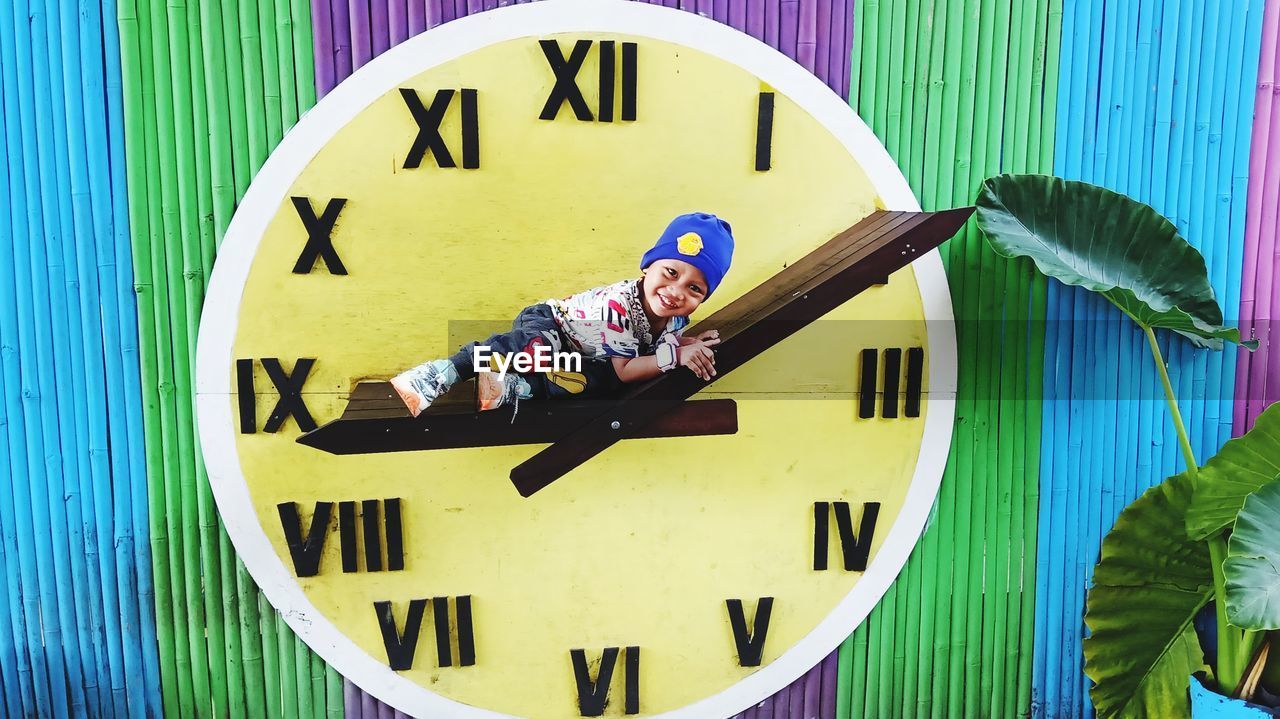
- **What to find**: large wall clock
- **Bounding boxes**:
[195,1,956,716]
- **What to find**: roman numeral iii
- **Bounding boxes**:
[375,595,475,670]
[812,501,881,571]
[858,346,924,419]
[276,498,405,577]
[571,646,640,716]
[539,39,637,122]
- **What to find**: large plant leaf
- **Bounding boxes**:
[1085,473,1213,718]
[1186,403,1280,541]
[976,174,1250,349]
[1225,478,1280,630]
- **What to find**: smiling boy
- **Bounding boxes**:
[390,212,735,416]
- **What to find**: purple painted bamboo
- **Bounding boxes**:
[813,0,831,86]
[819,649,838,717]
[348,0,373,68]
[1238,0,1280,429]
[408,0,426,35]
[388,0,409,45]
[796,0,818,72]
[371,1,391,56]
[311,0,336,97]
[331,1,353,78]
[343,677,359,717]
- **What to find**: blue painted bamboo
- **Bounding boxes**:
[7,1,91,715]
[81,1,152,709]
[55,0,131,712]
[0,83,42,719]
[0,366,28,719]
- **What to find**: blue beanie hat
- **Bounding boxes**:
[640,212,735,298]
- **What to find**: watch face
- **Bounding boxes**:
[195,2,955,717]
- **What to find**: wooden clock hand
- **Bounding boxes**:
[296,382,737,454]
[508,208,975,497]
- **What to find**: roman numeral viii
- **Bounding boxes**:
[376,595,475,670]
[237,357,316,433]
[571,646,640,716]
[858,347,924,419]
[539,39,637,122]
[813,501,881,571]
[276,498,405,576]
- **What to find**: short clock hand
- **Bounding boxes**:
[508,208,975,497]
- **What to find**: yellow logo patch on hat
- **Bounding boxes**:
[676,232,703,256]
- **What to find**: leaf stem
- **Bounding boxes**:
[1143,326,1197,474]
[1142,326,1242,692]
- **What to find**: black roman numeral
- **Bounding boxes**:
[539,39,637,123]
[399,87,480,169]
[375,595,475,671]
[291,197,347,274]
[726,597,773,666]
[812,501,880,571]
[277,498,405,576]
[236,357,317,433]
[755,92,774,171]
[857,346,924,419]
[571,646,639,716]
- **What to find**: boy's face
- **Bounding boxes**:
[641,259,708,320]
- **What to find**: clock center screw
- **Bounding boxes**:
[610,420,621,430]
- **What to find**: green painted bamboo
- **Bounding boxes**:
[295,634,314,717]
[278,607,299,718]
[291,0,316,110]
[259,594,283,719]
[169,3,237,714]
[220,0,251,197]
[133,0,204,712]
[273,0,298,131]
[115,3,184,713]
[885,0,906,157]
[239,0,269,174]
[258,0,284,144]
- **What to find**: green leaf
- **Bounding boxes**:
[975,174,1251,349]
[1224,478,1280,630]
[1186,403,1280,541]
[1085,473,1213,719]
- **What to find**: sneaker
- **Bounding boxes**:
[390,359,459,417]
[477,372,533,412]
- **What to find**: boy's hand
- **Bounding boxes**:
[678,336,720,380]
[679,329,720,346]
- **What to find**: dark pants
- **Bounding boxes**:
[446,304,623,399]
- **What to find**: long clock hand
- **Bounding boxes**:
[297,382,738,454]
[509,208,974,497]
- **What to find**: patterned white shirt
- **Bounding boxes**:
[545,279,688,358]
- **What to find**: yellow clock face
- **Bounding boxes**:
[196,2,955,717]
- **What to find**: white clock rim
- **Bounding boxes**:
[193,1,959,717]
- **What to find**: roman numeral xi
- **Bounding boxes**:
[399,87,480,169]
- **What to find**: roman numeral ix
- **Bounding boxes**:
[858,346,924,419]
[813,501,881,572]
[571,646,640,716]
[376,595,475,670]
[539,39,637,122]
[237,357,317,433]
[276,498,405,577]
[399,87,480,169]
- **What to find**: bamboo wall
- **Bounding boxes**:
[0,1,1277,717]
